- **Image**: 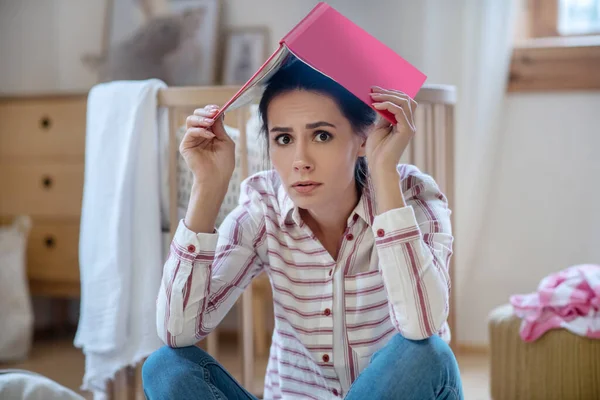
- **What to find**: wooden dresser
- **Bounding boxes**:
[0,93,87,298]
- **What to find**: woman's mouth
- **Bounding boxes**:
[292,182,322,194]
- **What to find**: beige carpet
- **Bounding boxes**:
[0,336,490,399]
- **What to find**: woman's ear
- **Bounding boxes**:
[357,136,367,157]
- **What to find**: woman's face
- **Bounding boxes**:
[267,90,366,212]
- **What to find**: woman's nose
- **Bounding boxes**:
[292,159,314,172]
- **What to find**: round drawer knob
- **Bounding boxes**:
[40,116,52,130]
[44,235,56,249]
[41,175,53,189]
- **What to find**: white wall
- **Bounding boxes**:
[2,0,599,345]
[0,0,106,94]
[459,92,600,344]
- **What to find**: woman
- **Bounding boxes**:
[142,58,463,399]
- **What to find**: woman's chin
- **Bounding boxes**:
[289,192,322,210]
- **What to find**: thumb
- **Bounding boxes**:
[211,114,231,142]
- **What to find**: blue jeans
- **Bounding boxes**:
[142,334,463,399]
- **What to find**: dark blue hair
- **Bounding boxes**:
[258,56,376,191]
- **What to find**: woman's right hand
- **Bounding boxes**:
[180,105,235,187]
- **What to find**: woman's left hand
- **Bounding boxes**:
[365,86,417,174]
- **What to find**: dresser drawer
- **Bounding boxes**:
[27,220,80,284]
[0,97,86,159]
[0,163,83,217]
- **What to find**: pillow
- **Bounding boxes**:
[0,369,84,400]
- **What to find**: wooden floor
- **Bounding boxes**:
[0,334,491,399]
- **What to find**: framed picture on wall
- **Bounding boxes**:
[222,27,269,85]
[166,0,222,85]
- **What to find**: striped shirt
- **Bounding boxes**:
[156,163,453,399]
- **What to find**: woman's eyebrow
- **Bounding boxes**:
[270,121,336,133]
[306,121,336,129]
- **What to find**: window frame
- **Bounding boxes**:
[508,0,600,92]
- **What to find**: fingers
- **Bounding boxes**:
[186,127,215,140]
[371,90,416,131]
[193,105,219,118]
[371,86,418,116]
[187,105,219,128]
[373,101,416,132]
[184,104,234,146]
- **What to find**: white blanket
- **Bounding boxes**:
[75,80,166,398]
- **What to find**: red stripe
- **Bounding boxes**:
[195,263,213,337]
[345,269,380,280]
[268,356,339,382]
[206,253,259,312]
[272,282,333,302]
[267,249,334,269]
[182,266,194,309]
[269,265,332,285]
[272,298,329,318]
[276,331,332,353]
[346,314,390,331]
[274,314,333,335]
[270,341,321,369]
[344,282,385,296]
[170,242,213,262]
[376,229,421,245]
[252,218,267,248]
[348,326,395,347]
[265,212,315,241]
[266,370,329,391]
[165,261,181,347]
[281,388,321,400]
[266,231,328,255]
[342,223,364,275]
[345,299,388,313]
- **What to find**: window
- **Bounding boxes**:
[558,0,600,36]
[508,0,600,92]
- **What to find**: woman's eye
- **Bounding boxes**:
[275,134,292,145]
[315,131,332,142]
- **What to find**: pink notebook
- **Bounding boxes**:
[215,2,427,124]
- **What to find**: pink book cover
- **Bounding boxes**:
[216,2,427,124]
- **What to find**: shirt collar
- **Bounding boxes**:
[277,173,377,228]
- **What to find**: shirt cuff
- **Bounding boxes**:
[372,206,422,247]
[173,219,219,259]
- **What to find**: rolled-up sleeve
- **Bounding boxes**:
[156,182,266,347]
[373,173,453,340]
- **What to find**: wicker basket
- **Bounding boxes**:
[488,304,600,400]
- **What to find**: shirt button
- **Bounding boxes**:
[352,214,359,222]
[323,308,331,316]
[377,229,385,237]
[332,389,339,396]
[187,244,196,252]
[328,269,333,276]
[346,233,354,241]
[322,354,330,362]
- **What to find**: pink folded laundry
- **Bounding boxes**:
[509,264,600,342]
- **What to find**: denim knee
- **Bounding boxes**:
[347,334,462,400]
[373,333,460,382]
[142,345,211,390]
